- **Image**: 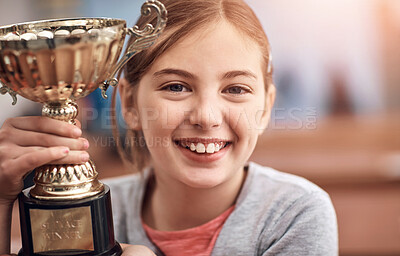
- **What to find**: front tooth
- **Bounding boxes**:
[196,143,206,153]
[190,143,196,151]
[206,143,215,153]
[215,144,220,152]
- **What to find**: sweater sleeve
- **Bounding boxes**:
[260,191,338,256]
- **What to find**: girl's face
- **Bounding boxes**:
[123,20,275,189]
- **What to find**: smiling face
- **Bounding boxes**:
[122,20,275,189]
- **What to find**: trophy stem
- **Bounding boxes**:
[42,100,78,125]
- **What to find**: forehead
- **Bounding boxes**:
[148,20,264,75]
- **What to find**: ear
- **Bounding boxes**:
[258,84,276,135]
[119,78,141,130]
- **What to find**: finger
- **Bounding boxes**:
[2,146,69,179]
[5,146,43,160]
[11,130,89,150]
[121,245,156,256]
[7,116,82,138]
[49,150,90,165]
[8,146,89,164]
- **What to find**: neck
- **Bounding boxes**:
[142,167,247,231]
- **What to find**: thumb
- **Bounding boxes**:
[120,244,156,256]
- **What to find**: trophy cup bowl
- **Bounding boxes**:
[0,1,167,255]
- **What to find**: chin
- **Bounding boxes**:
[180,168,229,189]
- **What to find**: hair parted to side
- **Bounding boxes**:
[111,0,274,173]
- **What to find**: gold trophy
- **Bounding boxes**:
[0,1,167,255]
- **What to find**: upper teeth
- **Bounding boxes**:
[206,143,215,153]
[180,141,225,154]
[196,143,205,153]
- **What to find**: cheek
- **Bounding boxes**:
[161,104,188,130]
[254,104,269,128]
[250,94,269,131]
[138,100,187,136]
[227,103,266,136]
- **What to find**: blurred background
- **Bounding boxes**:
[1,0,399,255]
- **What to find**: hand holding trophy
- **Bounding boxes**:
[0,1,167,255]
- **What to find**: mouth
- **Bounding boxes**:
[174,139,231,154]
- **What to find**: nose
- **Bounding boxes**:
[188,95,223,130]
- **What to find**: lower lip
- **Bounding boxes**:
[175,143,230,163]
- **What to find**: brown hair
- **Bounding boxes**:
[112,0,273,173]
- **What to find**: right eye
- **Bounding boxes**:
[161,83,190,93]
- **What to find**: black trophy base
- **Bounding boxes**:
[18,185,122,256]
[18,244,122,256]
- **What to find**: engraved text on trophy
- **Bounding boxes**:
[30,207,94,253]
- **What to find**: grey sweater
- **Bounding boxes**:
[104,162,338,256]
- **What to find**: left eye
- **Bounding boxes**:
[224,86,250,95]
[162,83,189,92]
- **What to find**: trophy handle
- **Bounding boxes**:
[100,0,167,99]
[0,83,17,105]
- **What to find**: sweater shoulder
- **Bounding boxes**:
[101,172,146,213]
[102,172,144,191]
[247,162,328,198]
[235,162,334,225]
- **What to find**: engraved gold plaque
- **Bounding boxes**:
[30,207,93,253]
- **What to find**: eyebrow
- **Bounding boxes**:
[152,68,257,81]
[222,70,257,80]
[153,68,196,79]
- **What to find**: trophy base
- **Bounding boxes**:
[17,244,122,256]
[18,185,122,256]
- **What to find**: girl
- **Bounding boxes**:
[0,0,338,255]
